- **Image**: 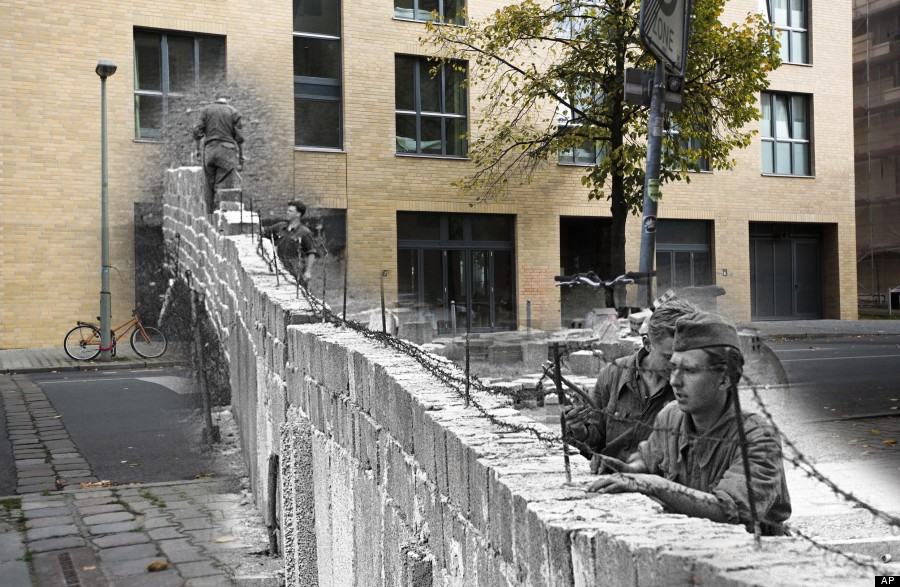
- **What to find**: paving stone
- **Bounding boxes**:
[89,521,141,535]
[49,451,80,459]
[17,483,59,494]
[80,503,125,516]
[148,526,183,541]
[27,515,75,529]
[98,543,159,562]
[163,500,194,510]
[13,450,47,459]
[178,517,214,531]
[17,463,54,472]
[142,516,176,530]
[28,535,85,553]
[40,434,70,441]
[0,559,32,587]
[18,468,55,479]
[52,458,88,468]
[105,556,168,577]
[157,538,193,557]
[184,573,232,586]
[22,504,69,520]
[25,523,78,542]
[21,499,65,511]
[163,546,206,564]
[112,569,183,587]
[17,476,58,487]
[176,560,222,579]
[58,470,94,480]
[16,458,48,466]
[74,496,118,507]
[93,532,151,549]
[0,533,25,562]
[84,511,134,525]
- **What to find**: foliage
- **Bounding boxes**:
[425,0,780,274]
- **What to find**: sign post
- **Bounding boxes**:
[636,0,692,308]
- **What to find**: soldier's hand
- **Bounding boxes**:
[562,405,589,441]
[590,454,639,475]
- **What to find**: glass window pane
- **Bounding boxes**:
[791,95,808,139]
[395,56,416,111]
[420,116,443,154]
[692,252,712,286]
[445,117,467,157]
[656,220,710,245]
[775,141,791,174]
[773,0,788,26]
[444,63,466,115]
[762,140,774,173]
[492,249,516,330]
[444,0,464,25]
[294,0,340,36]
[168,35,195,93]
[656,252,673,291]
[199,37,226,84]
[396,114,417,153]
[674,252,693,288]
[449,215,464,240]
[790,0,805,27]
[419,62,441,112]
[397,249,418,307]
[134,32,162,91]
[471,215,514,241]
[777,29,790,63]
[295,98,341,148]
[419,0,438,21]
[294,37,341,79]
[774,95,789,138]
[575,138,596,164]
[790,31,808,64]
[760,95,772,138]
[397,212,441,240]
[395,0,414,19]
[135,95,163,139]
[559,148,575,164]
[792,143,809,175]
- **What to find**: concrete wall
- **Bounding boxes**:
[164,167,874,586]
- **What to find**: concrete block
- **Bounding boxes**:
[487,343,523,364]
[568,350,601,377]
[329,444,355,587]
[352,469,383,587]
[467,454,490,534]
[410,400,436,486]
[323,340,350,397]
[432,421,450,498]
[521,341,549,370]
[390,380,414,456]
[445,432,470,519]
[384,439,415,531]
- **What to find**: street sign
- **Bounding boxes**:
[639,0,691,75]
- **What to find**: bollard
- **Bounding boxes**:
[380,269,388,334]
[526,299,532,337]
[450,301,457,337]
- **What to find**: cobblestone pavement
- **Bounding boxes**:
[0,372,282,586]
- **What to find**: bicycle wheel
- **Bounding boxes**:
[64,326,101,360]
[131,326,167,358]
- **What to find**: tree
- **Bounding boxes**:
[424,0,780,277]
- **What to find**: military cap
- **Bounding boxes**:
[673,311,740,352]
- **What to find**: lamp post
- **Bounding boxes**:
[96,60,117,360]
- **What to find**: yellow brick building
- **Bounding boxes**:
[0,0,856,349]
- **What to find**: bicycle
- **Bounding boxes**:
[553,270,654,290]
[63,309,167,360]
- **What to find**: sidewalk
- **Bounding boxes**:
[736,318,900,340]
[0,346,188,375]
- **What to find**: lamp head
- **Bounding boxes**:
[95,60,117,79]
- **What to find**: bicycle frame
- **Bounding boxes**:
[80,313,150,348]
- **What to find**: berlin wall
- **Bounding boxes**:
[162,166,876,586]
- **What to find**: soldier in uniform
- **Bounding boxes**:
[262,200,324,285]
[588,311,792,536]
[193,93,245,214]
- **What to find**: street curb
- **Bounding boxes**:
[758,331,900,341]
[1,358,188,375]
[809,411,899,423]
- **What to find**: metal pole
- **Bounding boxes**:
[99,74,112,361]
[526,299,532,337]
[637,61,667,309]
[451,301,457,337]
[553,343,572,483]
[380,270,387,334]
[342,252,348,322]
[464,328,471,407]
[730,388,762,546]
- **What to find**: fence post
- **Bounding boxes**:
[380,269,387,334]
[450,301,457,337]
[465,325,471,407]
[553,343,572,483]
[526,299,532,337]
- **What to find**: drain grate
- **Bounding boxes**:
[57,552,82,587]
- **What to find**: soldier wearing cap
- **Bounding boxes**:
[587,311,792,536]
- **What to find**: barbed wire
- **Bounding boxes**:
[241,233,900,555]
[789,526,884,572]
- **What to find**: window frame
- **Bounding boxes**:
[294,0,344,150]
[394,0,465,26]
[761,92,812,177]
[664,121,710,173]
[133,29,226,141]
[770,0,809,65]
[395,55,468,158]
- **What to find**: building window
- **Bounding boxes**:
[664,122,710,172]
[294,0,343,149]
[761,92,811,176]
[394,0,464,25]
[656,220,713,291]
[133,30,225,140]
[559,137,606,165]
[395,56,467,157]
[771,0,808,64]
[556,88,607,165]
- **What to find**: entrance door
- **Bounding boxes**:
[750,223,823,320]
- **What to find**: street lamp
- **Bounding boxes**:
[96,60,117,360]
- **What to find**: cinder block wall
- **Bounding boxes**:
[164,167,872,586]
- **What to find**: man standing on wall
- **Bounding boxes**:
[262,200,324,286]
[193,93,245,214]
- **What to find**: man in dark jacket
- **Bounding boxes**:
[194,94,244,213]
[262,200,324,285]
[564,298,697,468]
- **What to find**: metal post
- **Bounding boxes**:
[553,343,572,483]
[730,388,762,546]
[99,72,112,361]
[464,328,471,407]
[342,252,348,322]
[380,270,387,334]
[526,299,532,337]
[450,301,457,337]
[637,61,667,309]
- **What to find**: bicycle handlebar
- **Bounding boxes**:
[554,271,656,289]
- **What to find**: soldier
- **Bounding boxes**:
[262,200,324,285]
[587,311,792,536]
[193,93,245,214]
[564,298,698,467]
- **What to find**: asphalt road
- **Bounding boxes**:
[0,393,15,496]
[26,367,215,485]
[767,335,900,420]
